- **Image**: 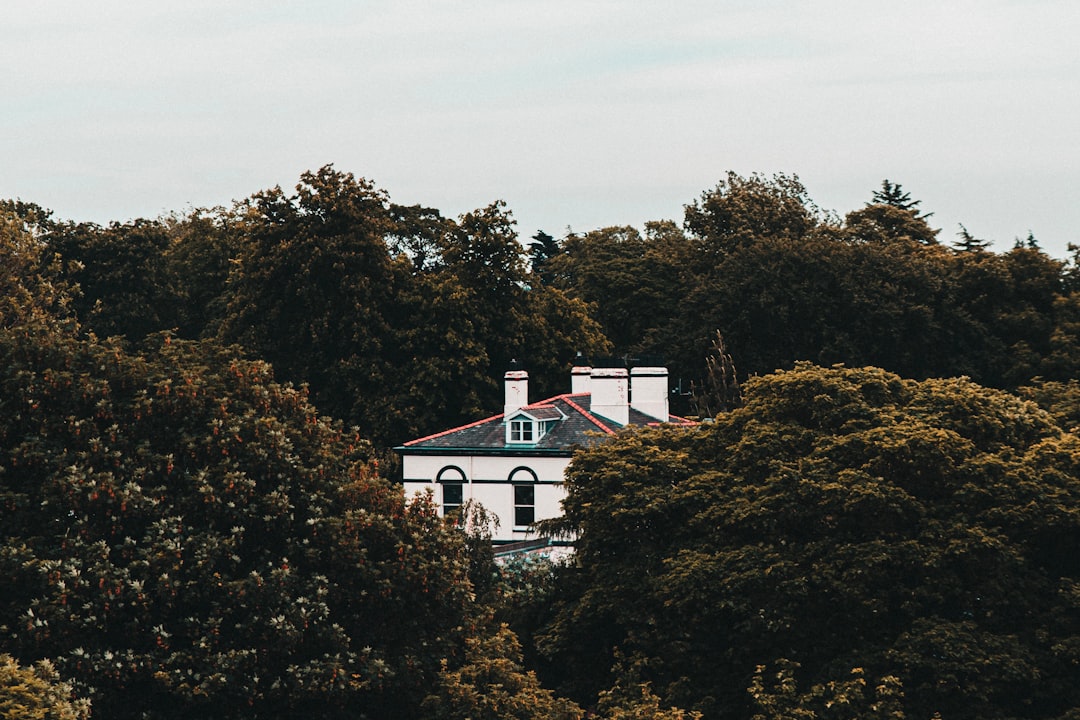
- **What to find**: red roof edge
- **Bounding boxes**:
[402,394,694,446]
[402,411,504,446]
[561,395,616,434]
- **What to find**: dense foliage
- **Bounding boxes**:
[423,624,583,720]
[0,323,476,719]
[546,175,1080,401]
[540,364,1080,719]
[39,167,608,449]
[8,170,1080,719]
[0,653,90,720]
[32,169,1080,442]
[0,202,73,332]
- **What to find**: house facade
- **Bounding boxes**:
[396,360,694,544]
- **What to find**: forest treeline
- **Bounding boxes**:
[3,169,1080,719]
[9,168,1080,449]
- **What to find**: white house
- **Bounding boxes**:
[396,359,695,545]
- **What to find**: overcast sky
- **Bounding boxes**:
[3,1,1078,255]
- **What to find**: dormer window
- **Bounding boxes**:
[506,405,565,445]
[510,418,535,443]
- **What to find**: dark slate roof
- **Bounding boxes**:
[396,393,695,455]
[517,406,565,421]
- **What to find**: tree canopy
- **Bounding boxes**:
[30,169,1080,442]
[37,166,609,449]
[539,363,1080,719]
[0,323,475,719]
[8,168,1080,719]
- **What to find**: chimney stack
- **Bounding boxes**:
[631,366,669,422]
[504,364,528,417]
[571,353,592,395]
[589,367,629,426]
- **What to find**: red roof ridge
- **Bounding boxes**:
[562,395,616,434]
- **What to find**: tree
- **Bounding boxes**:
[45,218,180,341]
[748,660,907,720]
[213,173,608,447]
[421,624,583,720]
[689,331,742,419]
[871,180,930,219]
[1018,377,1080,432]
[595,653,702,720]
[954,224,991,252]
[422,200,609,413]
[0,327,475,719]
[683,172,823,260]
[214,165,401,443]
[159,208,244,340]
[441,200,528,305]
[545,224,684,361]
[539,364,1080,719]
[844,204,939,245]
[528,230,562,286]
[0,654,90,720]
[388,203,451,273]
[0,206,74,331]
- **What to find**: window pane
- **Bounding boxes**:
[514,506,535,526]
[514,485,534,505]
[443,483,463,507]
[514,483,534,527]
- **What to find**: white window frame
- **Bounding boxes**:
[508,417,536,444]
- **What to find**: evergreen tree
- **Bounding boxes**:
[528,230,561,286]
[954,223,991,252]
[871,179,931,219]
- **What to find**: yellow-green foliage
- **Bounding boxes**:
[749,659,904,720]
[423,624,582,720]
[0,654,89,720]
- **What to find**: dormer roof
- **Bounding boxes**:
[509,405,565,422]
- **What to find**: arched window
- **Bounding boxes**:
[507,466,538,483]
[508,466,537,527]
[436,466,466,517]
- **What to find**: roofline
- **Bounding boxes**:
[401,411,505,446]
[400,391,598,447]
[397,392,694,452]
[561,395,617,434]
[394,446,577,457]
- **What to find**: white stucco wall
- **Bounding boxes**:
[402,453,572,543]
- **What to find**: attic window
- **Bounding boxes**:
[509,419,534,443]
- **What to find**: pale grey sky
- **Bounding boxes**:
[3,1,1078,255]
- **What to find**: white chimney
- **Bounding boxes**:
[504,369,529,417]
[571,360,592,395]
[590,367,629,426]
[631,366,669,422]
